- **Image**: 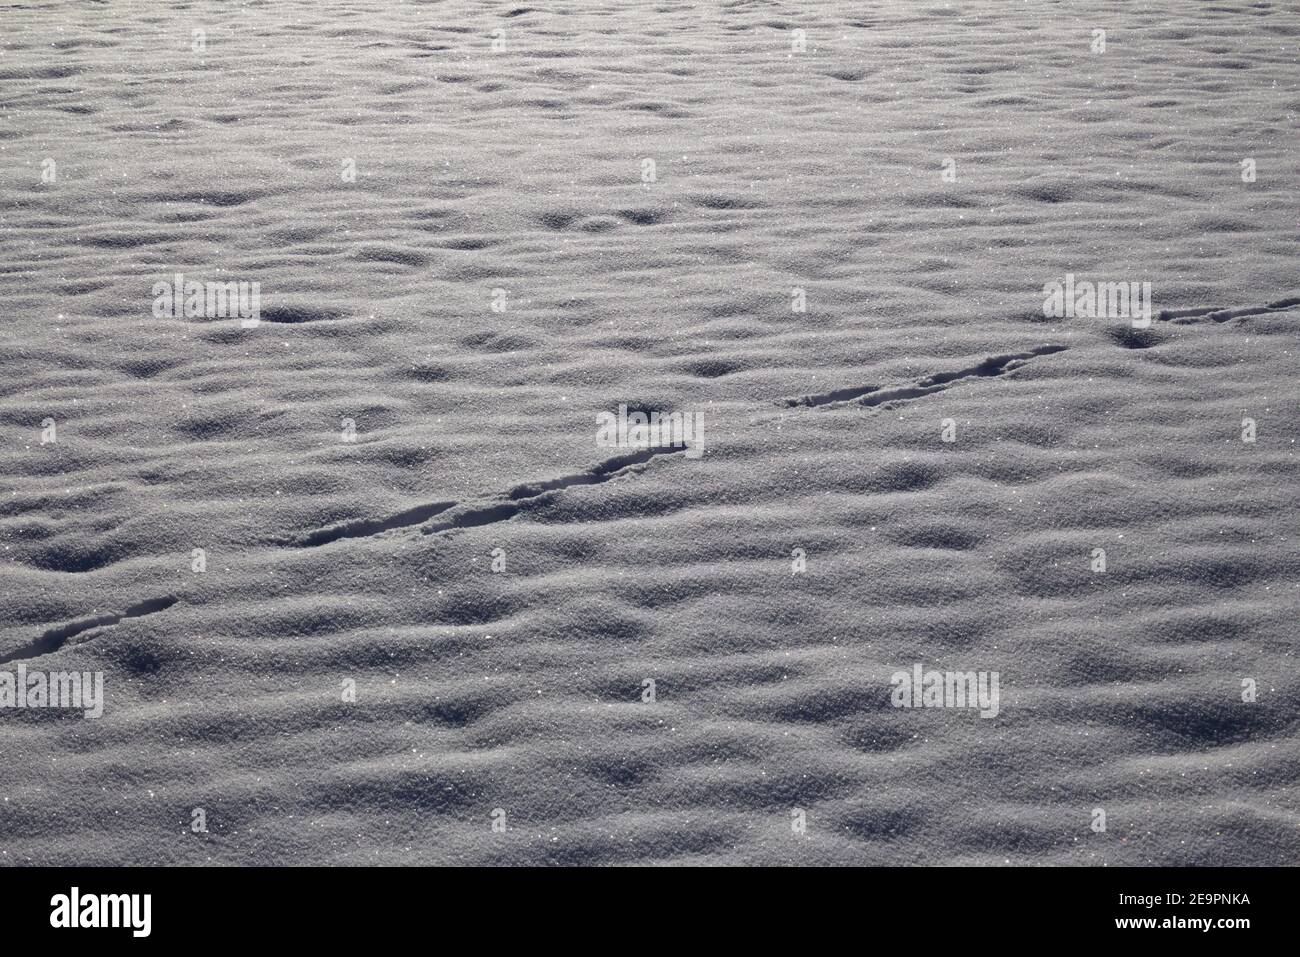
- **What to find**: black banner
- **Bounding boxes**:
[0,866,1279,943]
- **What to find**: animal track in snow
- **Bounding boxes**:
[0,596,179,664]
[283,500,457,547]
[421,447,686,535]
[282,347,1073,545]
[780,346,1067,410]
[1159,295,1299,325]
